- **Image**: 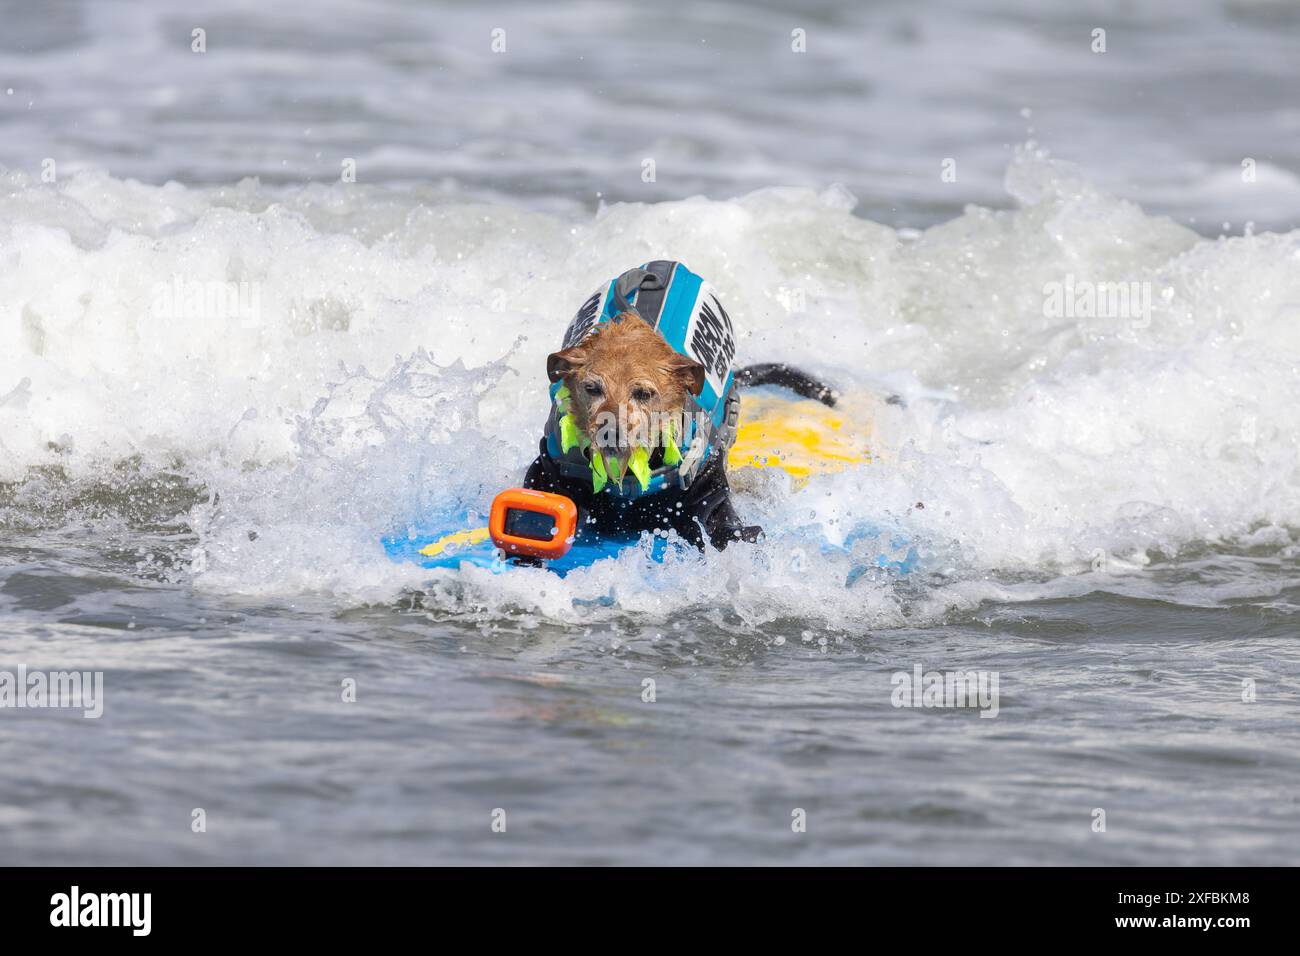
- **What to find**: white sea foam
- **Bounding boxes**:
[2,149,1298,624]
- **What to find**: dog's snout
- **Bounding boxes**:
[587,397,654,454]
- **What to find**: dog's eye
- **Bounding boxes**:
[632,386,656,403]
[583,381,604,397]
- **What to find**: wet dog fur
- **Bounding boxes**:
[546,311,705,482]
[525,310,760,549]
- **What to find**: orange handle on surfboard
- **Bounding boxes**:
[489,488,579,560]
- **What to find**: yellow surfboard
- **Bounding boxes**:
[728,392,872,479]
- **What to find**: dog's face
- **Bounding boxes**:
[547,312,706,475]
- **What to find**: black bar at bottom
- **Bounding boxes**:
[0,867,1283,941]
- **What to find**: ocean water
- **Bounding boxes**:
[2,0,1299,865]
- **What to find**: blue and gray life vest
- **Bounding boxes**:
[543,261,740,497]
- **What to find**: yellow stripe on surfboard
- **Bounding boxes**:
[727,392,871,479]
[419,526,491,557]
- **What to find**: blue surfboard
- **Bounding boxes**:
[381,520,916,578]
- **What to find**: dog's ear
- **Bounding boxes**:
[547,344,590,383]
[662,353,707,397]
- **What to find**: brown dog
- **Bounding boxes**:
[545,311,704,482]
[521,261,759,549]
[521,262,832,550]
